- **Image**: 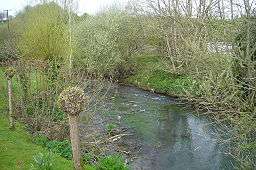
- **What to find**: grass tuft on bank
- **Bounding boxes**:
[126,54,194,96]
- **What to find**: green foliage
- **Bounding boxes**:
[34,135,50,146]
[74,11,142,78]
[82,152,97,165]
[234,16,256,110]
[96,155,128,170]
[0,117,73,170]
[106,123,117,135]
[52,109,66,121]
[15,2,69,62]
[34,135,72,160]
[86,155,128,170]
[126,54,194,96]
[0,23,19,62]
[45,140,72,160]
[30,152,54,170]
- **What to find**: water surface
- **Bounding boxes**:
[102,85,234,170]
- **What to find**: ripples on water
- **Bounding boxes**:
[97,85,235,170]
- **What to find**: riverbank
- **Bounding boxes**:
[123,54,255,168]
[0,67,131,170]
[0,116,73,170]
[124,54,197,98]
[123,54,194,100]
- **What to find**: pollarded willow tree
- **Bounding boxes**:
[58,86,87,170]
[5,67,16,130]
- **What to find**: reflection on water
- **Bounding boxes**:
[103,85,235,170]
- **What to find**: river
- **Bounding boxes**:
[84,85,236,170]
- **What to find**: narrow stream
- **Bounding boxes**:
[96,85,235,170]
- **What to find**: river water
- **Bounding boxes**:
[100,85,235,170]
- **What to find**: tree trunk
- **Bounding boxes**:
[68,115,81,170]
[8,79,14,130]
[230,0,234,19]
[186,0,192,17]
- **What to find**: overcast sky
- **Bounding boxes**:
[0,0,129,16]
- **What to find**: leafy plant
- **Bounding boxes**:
[86,155,128,170]
[34,135,49,147]
[73,11,142,78]
[45,140,72,160]
[96,155,128,170]
[30,152,54,170]
[106,123,117,135]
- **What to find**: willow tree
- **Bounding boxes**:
[73,11,143,78]
[14,3,71,111]
[5,67,16,130]
[16,2,71,75]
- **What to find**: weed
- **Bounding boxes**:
[106,123,118,135]
[30,152,54,170]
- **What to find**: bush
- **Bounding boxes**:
[0,24,19,62]
[234,16,256,110]
[34,136,72,160]
[15,2,69,62]
[73,11,143,78]
[34,135,49,147]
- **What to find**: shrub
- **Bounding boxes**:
[73,11,143,78]
[15,2,69,62]
[34,135,49,147]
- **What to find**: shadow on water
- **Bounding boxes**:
[100,85,236,170]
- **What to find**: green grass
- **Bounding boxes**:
[126,54,194,96]
[0,67,74,169]
[0,116,73,170]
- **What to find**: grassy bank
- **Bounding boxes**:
[125,54,194,96]
[0,116,73,170]
[0,67,129,170]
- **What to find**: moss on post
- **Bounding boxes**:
[58,86,87,170]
